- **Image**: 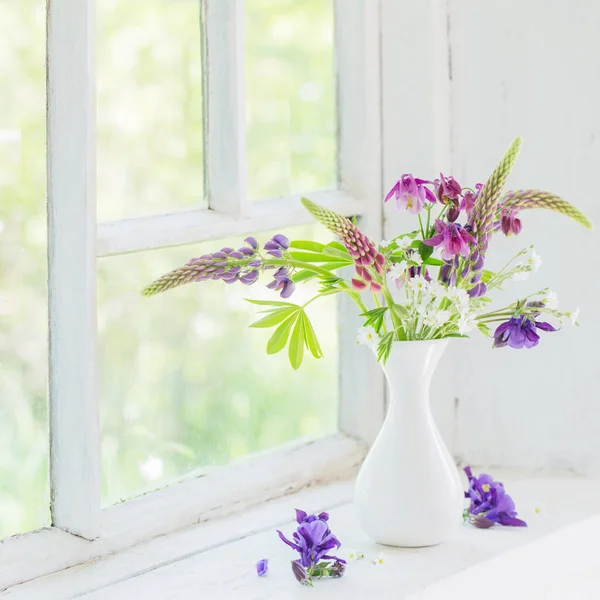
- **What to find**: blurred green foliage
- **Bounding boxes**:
[1,0,336,536]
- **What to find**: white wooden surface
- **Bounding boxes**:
[96,190,363,256]
[446,0,600,473]
[46,0,101,540]
[0,435,364,591]
[203,0,247,218]
[6,469,599,599]
[334,0,386,446]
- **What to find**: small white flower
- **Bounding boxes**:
[379,240,390,249]
[543,290,559,310]
[371,553,386,566]
[388,261,408,281]
[396,236,413,251]
[457,315,475,335]
[528,249,542,271]
[408,274,429,293]
[357,326,380,349]
[569,307,580,326]
[435,310,451,326]
[349,551,365,560]
[408,251,423,266]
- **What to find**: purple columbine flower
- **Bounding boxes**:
[500,207,523,236]
[384,174,435,214]
[422,219,477,260]
[464,466,527,528]
[290,560,310,586]
[461,183,482,216]
[256,558,268,577]
[264,234,290,258]
[277,510,345,582]
[434,173,462,203]
[493,315,557,349]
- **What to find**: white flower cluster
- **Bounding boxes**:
[405,277,479,336]
[357,276,483,348]
[512,248,542,281]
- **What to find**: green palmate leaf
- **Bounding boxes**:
[360,307,388,332]
[288,251,350,263]
[289,240,326,252]
[326,241,347,253]
[245,299,298,308]
[377,332,394,363]
[322,246,351,260]
[288,315,305,369]
[249,307,299,328]
[266,314,298,355]
[292,269,319,283]
[302,313,323,359]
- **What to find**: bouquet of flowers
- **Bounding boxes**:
[143,138,591,367]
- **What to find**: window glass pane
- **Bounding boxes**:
[99,226,337,505]
[245,0,336,200]
[0,0,49,538]
[97,0,204,221]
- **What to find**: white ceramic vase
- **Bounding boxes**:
[354,339,464,547]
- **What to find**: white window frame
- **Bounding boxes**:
[1,0,385,590]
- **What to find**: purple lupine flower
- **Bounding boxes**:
[464,466,527,528]
[493,315,557,349]
[277,510,345,582]
[422,220,477,260]
[385,174,435,214]
[256,559,268,577]
[500,207,523,236]
[264,234,290,258]
[244,236,259,250]
[267,266,295,298]
[468,281,487,298]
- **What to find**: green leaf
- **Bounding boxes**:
[423,257,444,266]
[477,322,492,337]
[326,241,347,253]
[289,240,326,252]
[417,242,434,262]
[249,307,299,328]
[289,250,349,263]
[321,246,351,260]
[292,269,318,283]
[288,316,305,369]
[439,297,452,311]
[481,270,495,284]
[376,332,394,363]
[266,314,298,355]
[245,299,298,308]
[302,313,323,359]
[360,307,388,331]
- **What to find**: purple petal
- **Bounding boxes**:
[256,558,269,577]
[295,509,308,524]
[280,280,295,298]
[272,234,290,249]
[277,529,301,552]
[244,236,258,250]
[535,321,557,332]
[496,514,527,527]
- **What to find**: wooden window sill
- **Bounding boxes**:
[6,469,600,599]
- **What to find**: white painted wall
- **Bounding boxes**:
[382,0,600,472]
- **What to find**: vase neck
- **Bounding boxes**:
[381,340,448,407]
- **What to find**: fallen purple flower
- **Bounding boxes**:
[464,466,527,528]
[256,558,268,577]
